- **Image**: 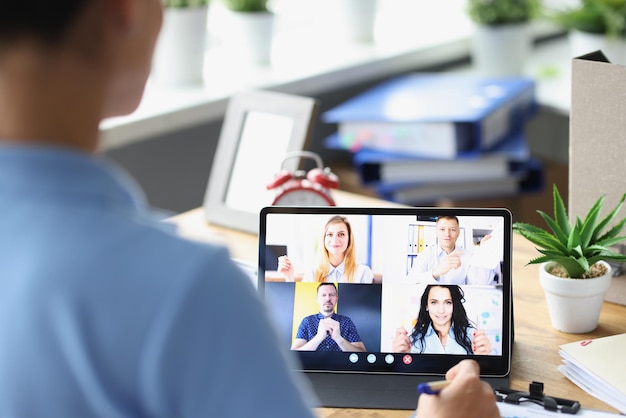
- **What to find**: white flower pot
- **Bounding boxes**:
[569,30,626,65]
[336,0,378,43]
[539,261,612,333]
[151,6,208,87]
[221,11,275,66]
[472,22,531,77]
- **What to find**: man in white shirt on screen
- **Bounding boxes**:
[406,215,497,285]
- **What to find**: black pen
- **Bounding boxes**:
[417,380,450,395]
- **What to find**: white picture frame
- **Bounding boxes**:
[203,90,319,234]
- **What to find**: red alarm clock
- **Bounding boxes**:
[266,151,339,206]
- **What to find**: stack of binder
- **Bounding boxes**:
[322,72,544,205]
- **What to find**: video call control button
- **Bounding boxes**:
[367,354,376,364]
[349,353,359,364]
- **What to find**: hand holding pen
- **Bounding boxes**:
[415,360,500,418]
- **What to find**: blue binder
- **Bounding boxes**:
[325,130,531,185]
[322,73,537,159]
[371,158,544,205]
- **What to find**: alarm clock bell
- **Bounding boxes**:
[266,151,339,206]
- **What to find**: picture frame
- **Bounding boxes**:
[203,90,319,234]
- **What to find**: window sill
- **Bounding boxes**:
[99,20,562,151]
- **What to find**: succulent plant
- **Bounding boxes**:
[513,184,626,278]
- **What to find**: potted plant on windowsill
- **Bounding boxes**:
[466,0,541,76]
[221,0,267,12]
[219,0,274,65]
[513,184,626,333]
[546,0,626,64]
[335,0,379,44]
[164,0,209,6]
[152,0,210,86]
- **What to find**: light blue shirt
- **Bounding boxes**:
[407,244,469,284]
[410,324,475,355]
[407,244,497,285]
[303,261,374,283]
[0,144,315,418]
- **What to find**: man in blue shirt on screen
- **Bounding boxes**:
[292,283,366,352]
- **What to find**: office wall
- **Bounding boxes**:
[105,121,223,216]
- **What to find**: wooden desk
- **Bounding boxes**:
[167,191,626,417]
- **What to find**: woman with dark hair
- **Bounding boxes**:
[278,215,373,283]
[392,285,492,355]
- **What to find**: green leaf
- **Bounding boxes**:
[595,235,626,249]
[467,0,540,25]
[588,253,626,265]
[580,197,603,246]
[568,224,583,253]
[570,244,584,259]
[553,184,571,236]
[537,210,569,244]
[221,0,269,12]
[555,257,588,278]
[547,0,626,37]
[598,217,626,241]
[513,225,569,254]
[595,194,626,239]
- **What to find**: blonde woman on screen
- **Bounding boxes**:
[278,216,373,283]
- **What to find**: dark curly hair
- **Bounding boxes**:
[410,285,474,354]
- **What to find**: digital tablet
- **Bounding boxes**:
[258,206,512,409]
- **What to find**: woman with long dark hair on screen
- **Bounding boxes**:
[392,285,492,355]
[278,215,373,283]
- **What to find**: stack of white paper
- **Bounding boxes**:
[558,333,626,414]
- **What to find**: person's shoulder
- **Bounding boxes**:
[125,212,230,260]
[297,314,318,327]
[113,213,249,291]
[423,323,436,336]
[357,263,372,272]
[356,264,374,283]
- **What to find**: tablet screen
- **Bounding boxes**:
[258,206,512,403]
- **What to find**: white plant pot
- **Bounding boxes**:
[336,0,378,43]
[569,30,626,65]
[221,11,275,66]
[151,6,208,87]
[539,261,612,333]
[472,22,531,77]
